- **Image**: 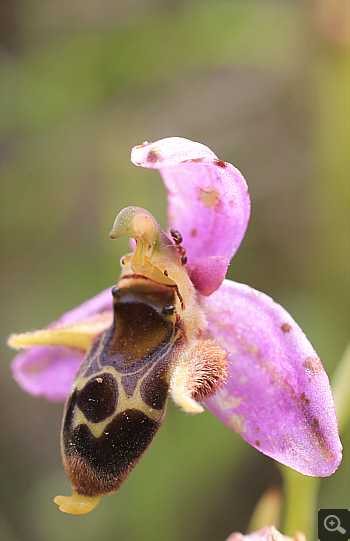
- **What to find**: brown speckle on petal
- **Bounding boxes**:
[281,323,292,333]
[147,148,161,163]
[303,356,324,375]
[300,392,310,405]
[214,159,227,168]
[181,157,204,164]
[190,228,197,237]
[255,440,261,447]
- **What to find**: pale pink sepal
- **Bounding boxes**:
[131,138,251,268]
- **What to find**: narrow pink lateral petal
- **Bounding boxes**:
[201,280,342,476]
[131,138,250,267]
[11,288,114,401]
[191,256,229,296]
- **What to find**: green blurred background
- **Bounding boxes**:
[1,1,349,540]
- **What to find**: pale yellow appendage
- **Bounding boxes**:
[54,492,103,514]
[170,359,204,414]
[7,313,113,352]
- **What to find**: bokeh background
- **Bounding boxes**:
[1,1,349,540]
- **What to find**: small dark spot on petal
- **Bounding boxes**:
[214,159,227,168]
[255,427,260,433]
[255,440,261,447]
[147,149,161,163]
[313,418,319,426]
[190,228,197,237]
[164,269,168,276]
[281,323,292,333]
[303,356,324,375]
[300,392,310,405]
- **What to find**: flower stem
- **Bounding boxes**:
[331,343,350,434]
[280,465,320,540]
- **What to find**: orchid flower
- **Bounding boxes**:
[8,137,342,515]
[225,525,306,541]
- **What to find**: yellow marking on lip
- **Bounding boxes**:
[54,492,102,514]
[72,363,171,438]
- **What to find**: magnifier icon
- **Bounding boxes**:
[324,515,346,534]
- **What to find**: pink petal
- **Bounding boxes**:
[131,138,250,267]
[201,280,342,476]
[226,526,304,541]
[191,256,229,296]
[58,287,113,325]
[12,346,84,401]
[11,288,113,401]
